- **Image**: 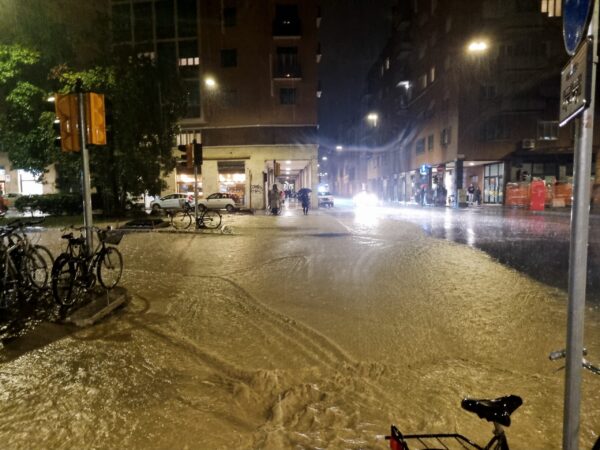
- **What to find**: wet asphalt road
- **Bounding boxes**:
[332,199,600,302]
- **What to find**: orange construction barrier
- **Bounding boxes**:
[505,182,530,207]
[553,182,572,207]
[530,180,545,211]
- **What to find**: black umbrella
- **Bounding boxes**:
[297,188,312,196]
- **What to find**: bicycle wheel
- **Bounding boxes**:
[51,254,82,306]
[171,210,192,229]
[200,210,221,229]
[25,245,53,289]
[97,247,123,289]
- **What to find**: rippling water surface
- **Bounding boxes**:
[1,213,599,449]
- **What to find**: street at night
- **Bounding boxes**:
[2,203,600,449]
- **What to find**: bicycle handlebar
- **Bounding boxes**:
[549,348,600,375]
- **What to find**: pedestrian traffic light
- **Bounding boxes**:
[177,144,193,168]
[54,94,80,152]
[193,142,202,167]
[86,92,106,146]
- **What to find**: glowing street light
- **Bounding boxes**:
[467,40,489,54]
[322,156,328,161]
[204,76,217,89]
[336,145,343,151]
[367,112,379,127]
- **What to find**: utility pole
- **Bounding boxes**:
[76,79,94,254]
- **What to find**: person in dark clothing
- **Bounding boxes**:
[299,190,310,215]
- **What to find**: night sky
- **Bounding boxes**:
[318,0,396,148]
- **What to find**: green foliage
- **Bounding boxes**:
[15,193,82,216]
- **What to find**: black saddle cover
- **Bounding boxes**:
[461,395,522,427]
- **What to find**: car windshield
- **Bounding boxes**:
[4,2,600,450]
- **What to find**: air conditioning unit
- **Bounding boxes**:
[522,139,536,150]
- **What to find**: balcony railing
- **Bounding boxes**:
[273,63,302,79]
[272,19,302,37]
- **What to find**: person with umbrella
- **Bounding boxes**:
[298,188,311,215]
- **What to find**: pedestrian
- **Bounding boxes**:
[467,183,475,206]
[474,185,482,206]
[268,184,280,214]
[299,189,310,215]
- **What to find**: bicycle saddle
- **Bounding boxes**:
[461,395,522,427]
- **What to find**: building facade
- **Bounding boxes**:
[111,0,321,209]
[332,0,586,207]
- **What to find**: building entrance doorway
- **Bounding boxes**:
[218,161,246,205]
[483,163,504,204]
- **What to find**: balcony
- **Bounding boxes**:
[272,19,302,38]
[273,63,302,80]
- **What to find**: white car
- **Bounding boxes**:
[318,191,334,207]
[150,193,191,212]
[196,193,237,212]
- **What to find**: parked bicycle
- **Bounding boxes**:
[385,350,600,450]
[169,204,222,230]
[51,226,124,307]
[385,394,522,450]
[549,348,600,450]
[0,218,54,308]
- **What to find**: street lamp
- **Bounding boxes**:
[204,76,217,89]
[336,145,343,151]
[322,156,328,161]
[367,112,379,127]
[467,40,489,54]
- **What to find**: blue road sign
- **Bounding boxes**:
[563,0,594,55]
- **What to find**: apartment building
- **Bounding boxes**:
[335,0,578,206]
[111,0,321,209]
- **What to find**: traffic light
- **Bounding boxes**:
[177,144,193,168]
[54,94,80,152]
[86,92,106,145]
[193,142,202,167]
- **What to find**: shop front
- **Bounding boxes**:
[218,161,246,205]
[483,162,504,204]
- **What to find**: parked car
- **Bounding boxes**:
[318,191,334,208]
[150,193,190,212]
[195,193,238,212]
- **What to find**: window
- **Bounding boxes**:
[429,66,436,83]
[221,49,237,67]
[273,4,301,36]
[223,7,236,27]
[133,2,153,42]
[275,47,300,78]
[178,0,198,37]
[155,0,175,38]
[385,57,390,70]
[280,88,297,105]
[445,16,452,32]
[112,3,132,43]
[418,74,427,89]
[537,121,559,140]
[427,134,434,151]
[183,79,201,118]
[415,138,425,154]
[480,118,510,141]
[441,127,451,145]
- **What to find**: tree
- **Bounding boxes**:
[57,57,187,213]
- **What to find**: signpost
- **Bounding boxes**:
[560,1,598,449]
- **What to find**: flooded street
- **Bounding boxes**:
[2,210,600,449]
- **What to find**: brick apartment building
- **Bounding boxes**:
[331,0,588,207]
[111,0,321,209]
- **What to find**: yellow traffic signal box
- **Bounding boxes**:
[54,94,80,152]
[86,92,106,146]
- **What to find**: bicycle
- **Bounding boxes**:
[0,218,54,307]
[169,204,222,230]
[386,394,522,449]
[51,226,124,307]
[549,348,600,450]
